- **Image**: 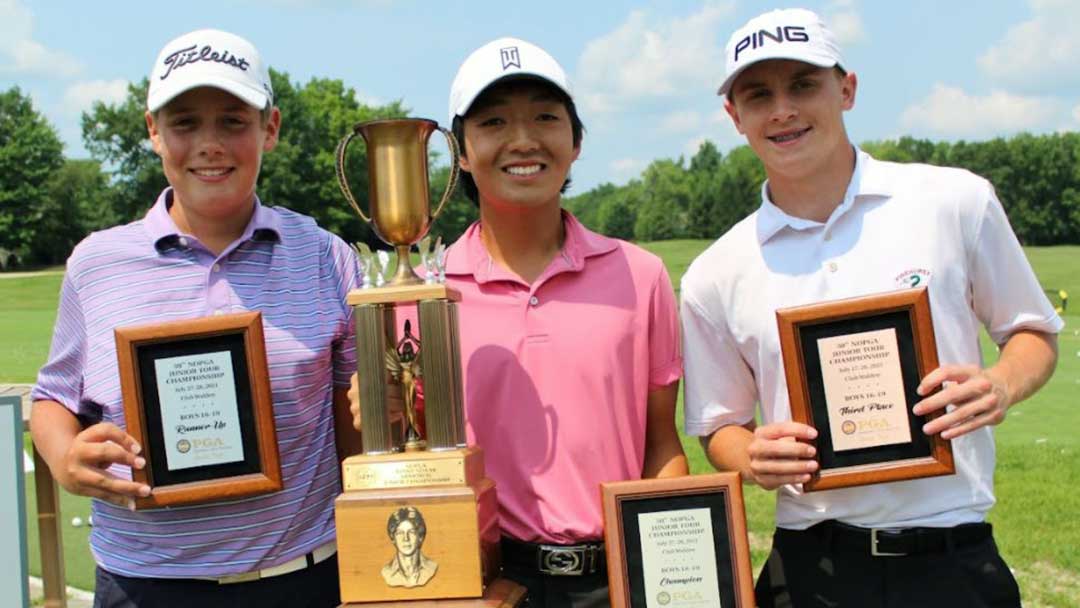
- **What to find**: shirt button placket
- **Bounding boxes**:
[819,226,840,276]
[208,259,230,315]
[524,291,544,342]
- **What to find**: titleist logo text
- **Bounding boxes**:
[161,44,250,80]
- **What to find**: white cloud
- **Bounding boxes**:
[62,79,129,115]
[0,0,82,77]
[357,91,383,107]
[576,1,734,114]
[899,84,1066,137]
[684,135,710,157]
[825,0,865,46]
[579,92,617,116]
[1073,103,1080,126]
[659,110,703,134]
[692,111,746,152]
[977,0,1080,91]
[610,158,648,181]
[709,108,732,125]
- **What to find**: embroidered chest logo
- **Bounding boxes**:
[894,268,932,289]
[500,46,521,70]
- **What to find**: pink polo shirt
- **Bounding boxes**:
[439,212,681,544]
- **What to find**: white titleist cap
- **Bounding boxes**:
[147,29,273,112]
[448,37,572,125]
[718,8,844,96]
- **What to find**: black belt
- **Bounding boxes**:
[500,537,606,576]
[782,520,993,557]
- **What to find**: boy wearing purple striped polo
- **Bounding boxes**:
[30,29,355,607]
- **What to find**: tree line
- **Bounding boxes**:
[564,134,1080,246]
[2,76,1079,269]
[0,72,477,269]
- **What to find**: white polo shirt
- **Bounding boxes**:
[681,148,1063,530]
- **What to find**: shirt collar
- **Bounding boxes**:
[147,188,282,253]
[444,210,618,283]
[755,147,893,245]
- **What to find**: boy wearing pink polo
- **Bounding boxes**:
[353,37,688,607]
[450,37,689,607]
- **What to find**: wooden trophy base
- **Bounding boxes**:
[335,460,500,604]
[340,577,526,607]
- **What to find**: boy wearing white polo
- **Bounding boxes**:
[681,8,1061,607]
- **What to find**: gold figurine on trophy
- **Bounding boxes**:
[386,320,423,451]
[332,119,500,604]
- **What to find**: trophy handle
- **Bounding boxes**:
[335,128,371,223]
[429,126,461,222]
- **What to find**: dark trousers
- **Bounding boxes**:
[93,554,340,608]
[755,523,1021,608]
[502,564,610,608]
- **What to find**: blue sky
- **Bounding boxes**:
[3,1,1079,193]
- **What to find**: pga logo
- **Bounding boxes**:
[733,26,810,62]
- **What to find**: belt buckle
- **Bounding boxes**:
[538,544,586,575]
[217,570,261,585]
[870,528,906,557]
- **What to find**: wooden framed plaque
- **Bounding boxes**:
[601,473,754,608]
[776,287,954,492]
[115,311,281,509]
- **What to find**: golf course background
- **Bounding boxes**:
[6,242,1078,606]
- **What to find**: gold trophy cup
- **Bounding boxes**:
[336,119,456,286]
[333,118,503,604]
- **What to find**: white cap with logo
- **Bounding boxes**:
[448,37,572,125]
[717,8,844,96]
[147,29,273,112]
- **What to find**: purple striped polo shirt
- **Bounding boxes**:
[32,188,358,578]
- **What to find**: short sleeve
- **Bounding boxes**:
[327,235,361,387]
[647,265,682,390]
[679,281,758,436]
[966,182,1063,344]
[31,271,88,415]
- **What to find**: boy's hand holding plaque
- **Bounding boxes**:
[776,287,955,491]
[115,311,281,509]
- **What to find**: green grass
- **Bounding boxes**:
[22,434,97,592]
[986,311,1080,608]
[0,274,61,383]
[1022,246,1080,296]
[637,239,706,291]
[9,245,1080,604]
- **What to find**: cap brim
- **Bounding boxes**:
[147,74,269,112]
[452,72,571,123]
[717,54,841,96]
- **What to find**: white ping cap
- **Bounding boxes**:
[147,29,273,112]
[448,37,572,125]
[718,8,844,96]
